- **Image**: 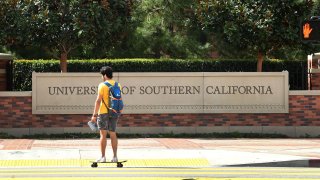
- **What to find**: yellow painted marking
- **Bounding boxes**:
[1,170,320,175]
[0,178,318,180]
[0,158,209,167]
[1,167,320,180]
[1,167,320,172]
[1,167,320,175]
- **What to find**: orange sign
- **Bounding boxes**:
[303,23,313,38]
[301,20,320,41]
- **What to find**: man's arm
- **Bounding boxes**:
[91,93,103,122]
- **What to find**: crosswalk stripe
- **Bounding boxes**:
[0,178,318,180]
[1,160,320,180]
[1,167,320,179]
[1,167,320,172]
[1,171,320,175]
[1,170,320,175]
[0,178,231,180]
[0,159,209,167]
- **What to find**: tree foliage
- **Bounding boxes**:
[1,0,319,64]
[110,0,210,59]
[198,0,314,71]
[0,1,22,48]
[1,0,132,71]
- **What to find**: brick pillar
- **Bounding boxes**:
[310,72,320,90]
[0,53,13,91]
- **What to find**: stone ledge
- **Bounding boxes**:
[310,69,320,73]
[289,90,320,96]
[0,53,13,60]
[0,91,32,97]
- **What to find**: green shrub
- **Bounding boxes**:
[12,58,307,91]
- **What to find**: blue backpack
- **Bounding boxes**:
[104,81,124,115]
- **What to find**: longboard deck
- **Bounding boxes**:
[90,160,127,168]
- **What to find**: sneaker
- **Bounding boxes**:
[111,157,118,162]
[96,156,106,163]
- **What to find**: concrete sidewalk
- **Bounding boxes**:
[1,138,320,167]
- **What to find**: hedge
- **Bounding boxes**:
[12,58,307,91]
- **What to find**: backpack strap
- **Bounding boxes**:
[104,81,112,88]
[101,98,109,109]
[102,81,113,110]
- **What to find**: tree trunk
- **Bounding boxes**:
[60,52,68,72]
[257,51,263,72]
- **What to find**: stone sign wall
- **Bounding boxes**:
[32,72,289,114]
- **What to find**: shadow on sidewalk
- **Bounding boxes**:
[225,159,320,168]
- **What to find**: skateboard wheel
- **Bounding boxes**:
[117,163,123,168]
[91,163,98,168]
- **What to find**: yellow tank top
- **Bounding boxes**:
[98,80,122,114]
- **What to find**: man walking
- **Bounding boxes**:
[91,66,120,162]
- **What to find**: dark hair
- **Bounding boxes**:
[100,66,113,78]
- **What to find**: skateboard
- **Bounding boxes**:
[90,160,127,168]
